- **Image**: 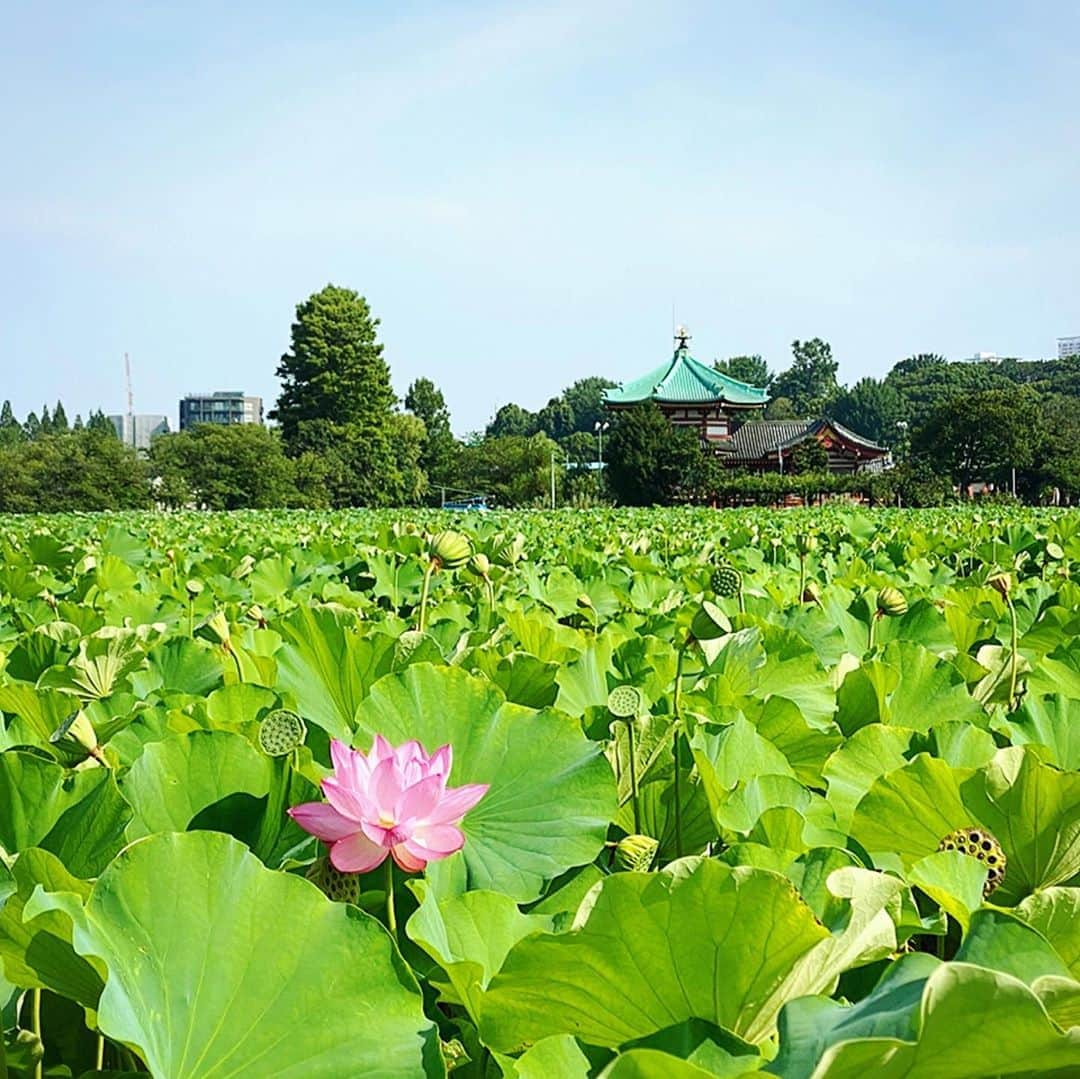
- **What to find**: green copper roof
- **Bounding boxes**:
[603,345,769,407]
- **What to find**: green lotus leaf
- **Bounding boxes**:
[999,693,1080,770]
[495,1035,592,1078]
[1017,888,1080,977]
[906,850,987,931]
[478,860,900,1051]
[274,606,394,739]
[0,848,103,1007]
[954,907,1073,984]
[406,883,554,1021]
[121,729,273,839]
[24,831,443,1078]
[145,637,225,696]
[353,664,616,901]
[0,751,131,877]
[822,725,911,834]
[806,962,1080,1078]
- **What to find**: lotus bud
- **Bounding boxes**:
[987,571,1013,598]
[689,599,730,642]
[614,834,659,872]
[493,533,526,567]
[257,709,307,756]
[937,826,1007,897]
[607,685,645,719]
[207,610,232,649]
[802,581,822,605]
[576,593,595,610]
[795,534,817,557]
[876,586,908,618]
[710,564,742,599]
[246,604,267,628]
[233,554,255,580]
[428,530,471,570]
[185,578,204,599]
[50,710,107,766]
[466,552,492,580]
[306,856,362,903]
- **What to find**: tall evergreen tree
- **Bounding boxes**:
[271,285,400,505]
[52,401,69,431]
[405,377,456,486]
[72,414,84,431]
[39,404,53,434]
[0,400,21,446]
[23,411,41,440]
[86,410,115,435]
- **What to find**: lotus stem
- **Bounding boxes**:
[228,643,243,684]
[96,1033,105,1070]
[1005,593,1019,710]
[737,584,745,616]
[798,554,806,604]
[188,599,195,639]
[33,988,42,1079]
[868,612,877,653]
[384,858,398,942]
[417,560,436,634]
[626,718,641,834]
[673,644,687,858]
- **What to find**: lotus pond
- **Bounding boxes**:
[1,506,1079,1078]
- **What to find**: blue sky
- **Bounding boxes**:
[1,1,1077,435]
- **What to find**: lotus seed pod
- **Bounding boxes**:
[306,856,362,903]
[690,599,729,642]
[1046,542,1064,561]
[937,826,1007,897]
[185,578,204,599]
[607,685,645,718]
[614,834,659,872]
[987,571,1013,598]
[710,564,742,598]
[257,709,307,756]
[429,530,471,570]
[876,586,908,618]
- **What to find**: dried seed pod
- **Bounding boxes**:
[937,826,1007,897]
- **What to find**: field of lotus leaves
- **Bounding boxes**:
[2,506,1080,1078]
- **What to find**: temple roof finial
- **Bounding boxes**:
[674,325,691,352]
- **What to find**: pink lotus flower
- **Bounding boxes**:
[289,735,488,873]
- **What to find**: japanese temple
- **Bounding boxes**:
[603,327,890,473]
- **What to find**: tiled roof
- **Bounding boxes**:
[604,347,769,407]
[727,417,887,462]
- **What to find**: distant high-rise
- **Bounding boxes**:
[179,392,263,430]
[109,413,170,451]
[1058,337,1080,360]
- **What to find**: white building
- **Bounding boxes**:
[109,413,170,451]
[1058,337,1080,360]
[179,392,263,430]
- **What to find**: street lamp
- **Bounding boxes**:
[594,420,610,466]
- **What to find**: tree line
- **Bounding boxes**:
[2,286,1079,511]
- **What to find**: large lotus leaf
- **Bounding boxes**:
[770,953,938,1079]
[615,766,717,861]
[121,730,272,839]
[496,1035,592,1078]
[0,751,131,877]
[145,637,224,696]
[406,883,553,1021]
[806,962,1080,1078]
[751,697,841,787]
[877,641,984,731]
[953,908,1073,985]
[602,1020,764,1079]
[1017,888,1080,976]
[960,746,1080,902]
[0,848,103,1007]
[274,606,394,739]
[353,664,616,901]
[822,726,911,834]
[555,636,617,717]
[849,755,973,868]
[467,650,559,710]
[0,685,75,746]
[998,693,1080,770]
[203,682,278,727]
[478,860,899,1051]
[751,626,834,728]
[25,831,443,1078]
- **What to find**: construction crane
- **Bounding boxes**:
[124,353,134,447]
